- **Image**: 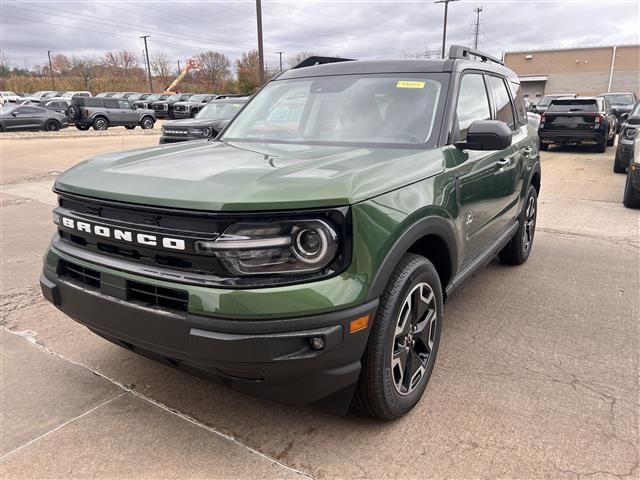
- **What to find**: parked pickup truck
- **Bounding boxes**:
[538,97,617,152]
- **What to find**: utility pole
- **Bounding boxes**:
[435,0,459,59]
[256,0,265,85]
[177,60,181,74]
[140,35,153,92]
[47,50,56,90]
[277,51,285,72]
[472,6,483,50]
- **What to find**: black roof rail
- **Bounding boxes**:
[448,45,504,66]
[292,56,355,69]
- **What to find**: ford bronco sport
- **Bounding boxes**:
[40,46,541,419]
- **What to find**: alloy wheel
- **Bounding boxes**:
[522,195,536,253]
[391,282,438,396]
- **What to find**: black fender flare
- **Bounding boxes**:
[529,160,542,190]
[366,216,458,302]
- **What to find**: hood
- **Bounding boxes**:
[162,118,218,128]
[54,141,445,211]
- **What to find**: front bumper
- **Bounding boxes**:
[40,247,377,409]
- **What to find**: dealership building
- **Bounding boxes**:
[503,45,640,102]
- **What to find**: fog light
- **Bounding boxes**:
[309,337,325,350]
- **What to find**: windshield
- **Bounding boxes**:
[197,101,246,120]
[143,94,164,102]
[547,100,598,112]
[223,74,445,146]
[602,94,634,105]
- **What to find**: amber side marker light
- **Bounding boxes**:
[349,315,370,334]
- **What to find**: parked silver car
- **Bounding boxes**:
[68,97,155,130]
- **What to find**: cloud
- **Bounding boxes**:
[1,0,638,70]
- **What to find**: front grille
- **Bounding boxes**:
[59,259,189,312]
[173,105,186,112]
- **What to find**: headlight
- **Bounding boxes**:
[189,127,212,137]
[623,128,637,140]
[195,219,340,276]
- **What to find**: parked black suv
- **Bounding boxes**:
[151,93,194,119]
[68,97,156,130]
[538,97,617,152]
[132,93,170,110]
[614,100,640,173]
[160,96,249,143]
[600,92,638,132]
[172,94,216,118]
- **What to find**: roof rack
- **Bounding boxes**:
[292,56,355,70]
[448,45,505,66]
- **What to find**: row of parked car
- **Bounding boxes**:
[0,90,249,134]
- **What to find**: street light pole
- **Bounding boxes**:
[47,50,56,90]
[435,0,459,59]
[140,35,153,92]
[277,51,285,72]
[256,0,265,85]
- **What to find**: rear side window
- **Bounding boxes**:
[103,99,120,109]
[16,107,41,114]
[84,98,102,107]
[509,82,528,126]
[456,73,491,139]
[487,76,516,130]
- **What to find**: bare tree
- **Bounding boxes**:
[51,53,72,74]
[0,50,10,77]
[150,51,171,85]
[195,51,231,90]
[103,50,138,77]
[72,55,100,89]
[236,50,262,94]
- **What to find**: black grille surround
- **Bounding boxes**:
[53,190,352,289]
[59,259,189,312]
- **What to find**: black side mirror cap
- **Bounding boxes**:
[621,113,629,120]
[455,120,513,151]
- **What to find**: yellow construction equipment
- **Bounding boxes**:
[164,59,200,93]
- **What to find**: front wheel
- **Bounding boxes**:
[353,254,442,420]
[140,116,154,129]
[623,170,640,208]
[499,185,538,265]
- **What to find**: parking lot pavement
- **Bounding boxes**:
[0,137,638,479]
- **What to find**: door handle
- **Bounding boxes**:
[497,158,511,169]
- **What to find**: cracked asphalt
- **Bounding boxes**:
[0,133,638,479]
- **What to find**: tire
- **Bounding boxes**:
[607,134,615,147]
[540,143,549,151]
[125,125,135,130]
[140,116,154,129]
[613,157,628,173]
[67,105,79,121]
[499,185,538,265]
[92,117,108,130]
[353,254,442,420]
[75,125,90,131]
[622,170,640,208]
[596,140,606,153]
[44,120,60,132]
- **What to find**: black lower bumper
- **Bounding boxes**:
[40,269,377,410]
[615,144,633,167]
[539,131,605,145]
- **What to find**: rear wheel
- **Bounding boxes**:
[44,120,60,132]
[596,140,606,153]
[92,117,108,130]
[607,133,615,147]
[622,171,640,208]
[140,116,154,129]
[353,254,442,420]
[499,185,538,265]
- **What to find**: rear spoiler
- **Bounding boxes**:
[292,56,355,69]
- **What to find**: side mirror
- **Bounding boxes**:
[621,113,629,121]
[455,120,512,151]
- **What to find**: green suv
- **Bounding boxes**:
[40,46,541,419]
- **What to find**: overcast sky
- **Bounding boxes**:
[1,0,639,71]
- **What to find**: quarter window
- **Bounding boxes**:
[509,81,528,126]
[104,99,120,109]
[487,76,516,130]
[456,74,491,139]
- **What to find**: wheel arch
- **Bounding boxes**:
[92,114,109,125]
[529,160,542,196]
[366,216,458,303]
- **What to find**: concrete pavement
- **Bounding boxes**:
[0,135,638,479]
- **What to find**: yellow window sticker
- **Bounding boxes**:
[396,80,425,89]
